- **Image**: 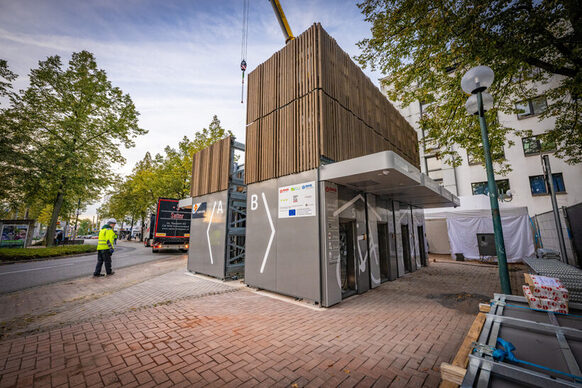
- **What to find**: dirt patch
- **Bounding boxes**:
[426,292,490,314]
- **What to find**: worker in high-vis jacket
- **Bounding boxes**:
[94,218,117,277]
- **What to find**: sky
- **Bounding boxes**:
[0,0,384,218]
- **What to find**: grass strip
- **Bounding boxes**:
[0,245,97,261]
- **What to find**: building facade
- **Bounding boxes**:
[384,77,582,216]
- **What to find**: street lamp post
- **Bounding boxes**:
[462,66,512,295]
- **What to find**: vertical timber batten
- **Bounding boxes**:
[245,23,420,184]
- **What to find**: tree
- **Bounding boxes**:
[77,219,91,236]
[99,115,232,239]
[0,60,24,207]
[356,0,582,169]
[12,51,146,246]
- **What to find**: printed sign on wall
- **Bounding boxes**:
[192,202,207,219]
[278,181,316,218]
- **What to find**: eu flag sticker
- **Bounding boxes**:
[289,209,296,216]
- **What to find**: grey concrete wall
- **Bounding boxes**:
[320,181,341,307]
[187,190,228,279]
[246,170,320,302]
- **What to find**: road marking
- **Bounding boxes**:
[0,260,91,275]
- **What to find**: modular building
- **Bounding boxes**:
[180,23,458,306]
[244,151,457,307]
[179,137,246,280]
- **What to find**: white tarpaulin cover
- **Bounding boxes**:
[425,196,535,262]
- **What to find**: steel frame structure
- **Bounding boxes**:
[224,140,246,278]
[462,293,582,387]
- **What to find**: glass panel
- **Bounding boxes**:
[497,179,510,194]
[552,173,566,193]
[531,97,547,115]
[472,180,509,195]
[522,137,541,155]
[471,182,488,195]
[529,175,547,195]
[516,100,532,118]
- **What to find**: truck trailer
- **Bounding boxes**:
[146,198,191,253]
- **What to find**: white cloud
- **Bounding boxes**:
[1,0,383,218]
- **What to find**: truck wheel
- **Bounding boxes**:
[152,248,159,253]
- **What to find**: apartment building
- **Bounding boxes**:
[383,77,582,216]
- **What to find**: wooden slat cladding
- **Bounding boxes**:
[245,23,420,185]
[190,136,232,197]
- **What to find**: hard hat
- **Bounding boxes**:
[107,218,117,224]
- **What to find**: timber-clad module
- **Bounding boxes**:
[190,136,231,197]
[245,23,420,185]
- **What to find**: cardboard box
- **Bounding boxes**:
[524,273,569,302]
[522,285,568,314]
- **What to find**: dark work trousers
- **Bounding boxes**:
[94,250,112,275]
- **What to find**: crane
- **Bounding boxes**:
[268,0,295,44]
[240,0,295,103]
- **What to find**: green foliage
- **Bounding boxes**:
[77,219,91,236]
[357,0,582,169]
[0,51,146,245]
[99,115,232,230]
[0,245,96,261]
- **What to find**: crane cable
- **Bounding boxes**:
[240,0,249,103]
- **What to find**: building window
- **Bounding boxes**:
[522,135,556,156]
[471,179,510,196]
[516,96,547,119]
[425,155,444,185]
[529,173,566,195]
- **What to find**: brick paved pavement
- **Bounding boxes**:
[0,257,189,338]
[0,261,525,387]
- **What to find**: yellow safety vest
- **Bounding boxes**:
[97,227,116,251]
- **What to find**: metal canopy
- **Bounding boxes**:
[319,151,459,208]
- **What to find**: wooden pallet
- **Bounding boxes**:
[245,23,420,185]
[440,303,491,387]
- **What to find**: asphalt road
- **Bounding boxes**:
[0,240,186,294]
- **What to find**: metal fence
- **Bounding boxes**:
[534,204,580,267]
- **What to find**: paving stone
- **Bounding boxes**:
[0,259,526,387]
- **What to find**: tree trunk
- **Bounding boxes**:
[140,216,145,241]
[45,191,65,247]
[73,199,81,239]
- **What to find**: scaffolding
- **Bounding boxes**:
[225,141,246,278]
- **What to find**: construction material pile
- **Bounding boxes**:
[245,23,420,185]
[522,273,569,314]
